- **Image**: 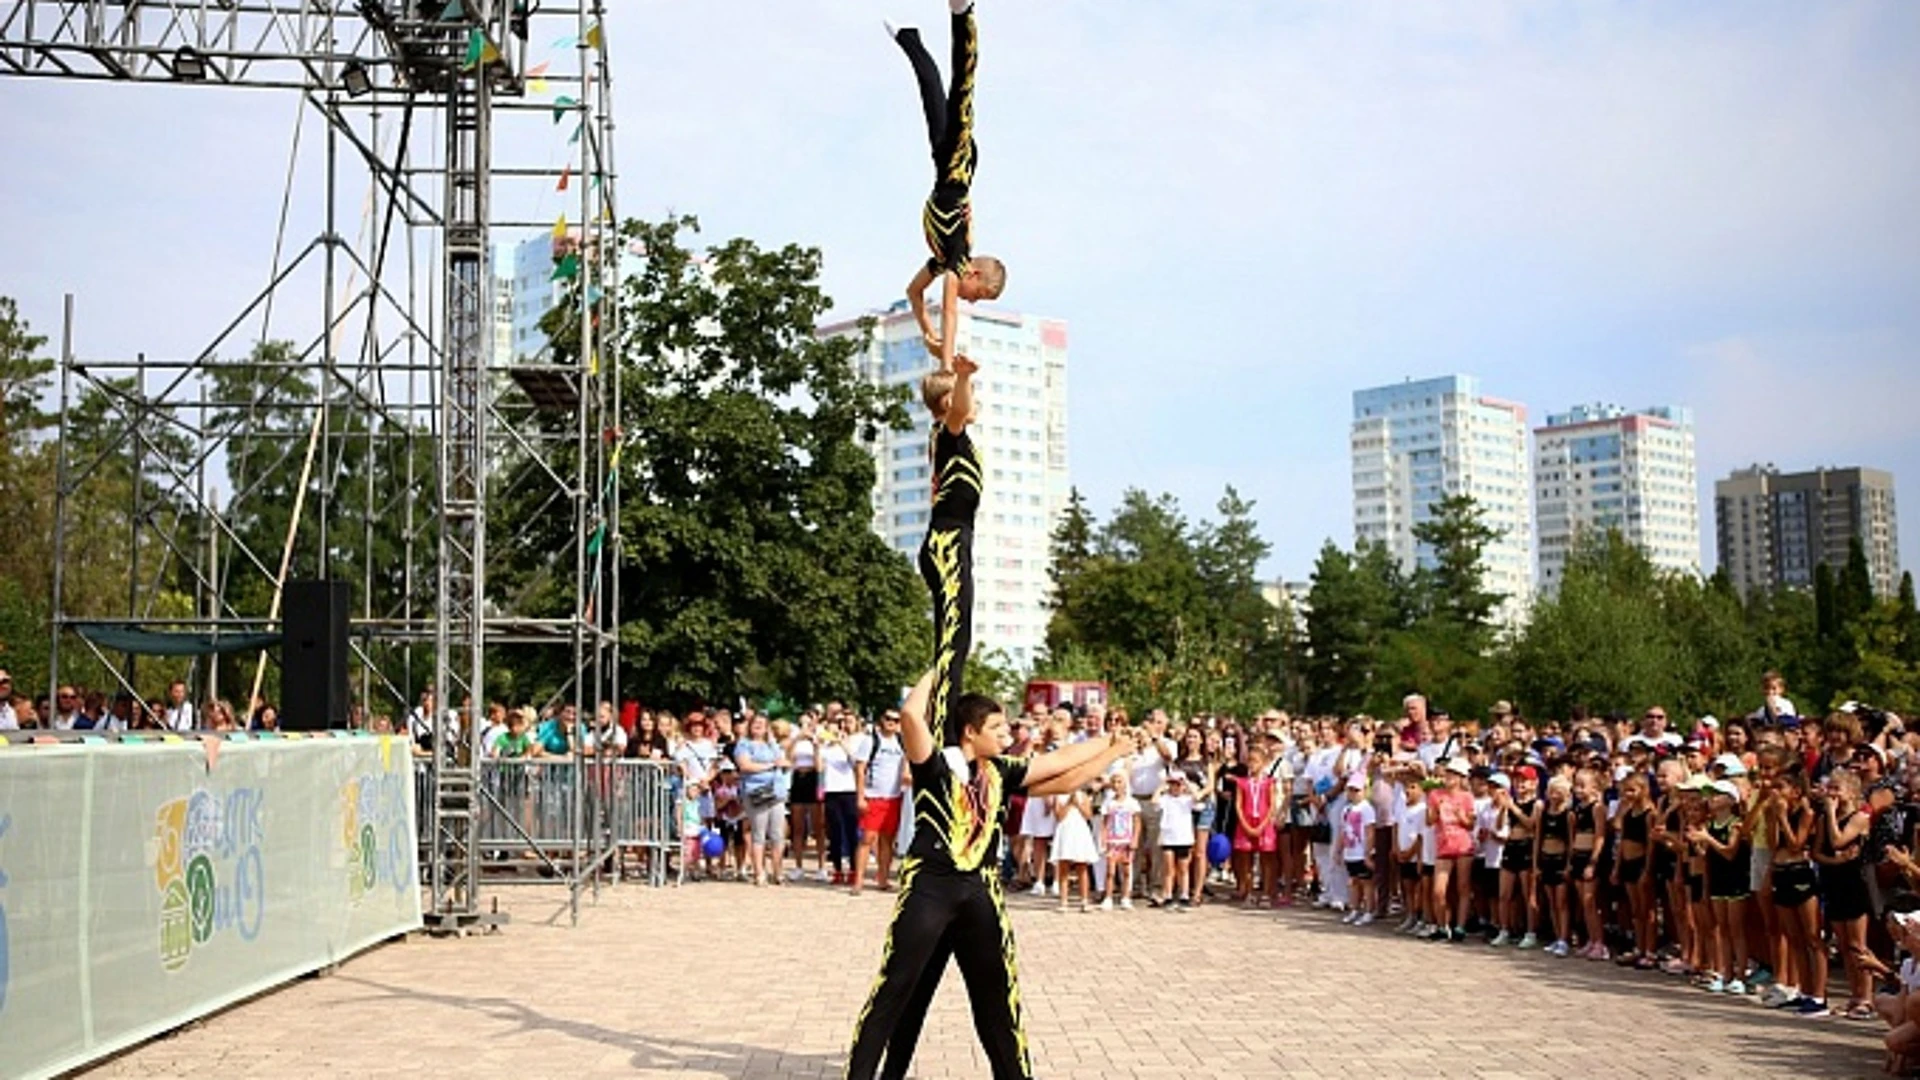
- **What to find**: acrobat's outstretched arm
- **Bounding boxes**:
[908,266,962,369]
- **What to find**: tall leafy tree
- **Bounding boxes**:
[524,216,924,711]
[1409,494,1502,631]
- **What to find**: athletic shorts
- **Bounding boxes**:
[1399,860,1419,882]
[1233,826,1277,854]
[859,795,903,837]
[1570,849,1595,882]
[788,770,820,805]
[1345,859,1373,881]
[1472,860,1500,897]
[1771,861,1817,908]
[1537,851,1568,887]
[1501,840,1534,874]
[1616,856,1647,886]
[1164,844,1192,860]
[1685,872,1707,905]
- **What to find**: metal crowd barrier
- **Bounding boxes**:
[414,757,678,887]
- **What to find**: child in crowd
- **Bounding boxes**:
[1537,774,1576,957]
[1099,772,1140,911]
[1691,778,1751,992]
[1157,772,1197,909]
[1051,784,1099,914]
[1496,766,1539,948]
[1396,769,1431,935]
[1338,774,1377,926]
[1021,770,1057,895]
[1234,741,1279,908]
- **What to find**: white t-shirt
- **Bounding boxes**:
[1129,739,1174,797]
[1397,801,1433,863]
[1159,793,1196,846]
[165,703,196,731]
[1474,795,1505,865]
[850,732,907,797]
[1900,956,1920,993]
[790,736,817,770]
[0,702,18,730]
[1340,801,1377,861]
[820,740,857,793]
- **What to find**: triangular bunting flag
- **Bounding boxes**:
[527,60,550,79]
[552,253,581,281]
[585,22,604,50]
[569,120,585,144]
[553,34,578,49]
[552,95,577,123]
[590,350,601,377]
[586,524,606,557]
[529,77,550,94]
[463,30,500,70]
[558,163,572,192]
[586,284,605,306]
[552,212,568,240]
[441,0,465,19]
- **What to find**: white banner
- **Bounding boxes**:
[0,734,422,1079]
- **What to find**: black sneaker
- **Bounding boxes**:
[1450,927,1468,943]
[1423,926,1451,942]
[1176,897,1193,910]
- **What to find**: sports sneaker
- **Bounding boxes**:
[1518,933,1540,950]
[1489,930,1512,947]
[1120,897,1134,911]
[1048,882,1060,897]
[1098,897,1113,912]
[1792,997,1832,1018]
[1726,979,1746,995]
[1761,985,1798,1008]
[1398,915,1419,933]
[1028,881,1045,897]
[1356,912,1376,926]
[1549,940,1571,957]
[1588,945,1611,962]
[1425,925,1452,942]
[1749,965,1774,988]
[1313,896,1332,909]
[1341,909,1361,925]
[1704,976,1727,993]
[1450,927,1468,943]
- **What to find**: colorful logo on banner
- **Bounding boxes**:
[0,812,11,1015]
[151,788,266,972]
[341,765,414,904]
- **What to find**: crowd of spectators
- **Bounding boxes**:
[0,671,263,733]
[601,673,1920,1071]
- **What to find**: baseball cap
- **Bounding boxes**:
[1711,753,1748,777]
[1698,715,1720,731]
[1344,773,1366,789]
[1710,779,1741,799]
[1489,772,1512,790]
[1445,758,1470,776]
[1490,700,1514,717]
[1681,774,1715,792]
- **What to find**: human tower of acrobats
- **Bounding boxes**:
[842,4,1133,1079]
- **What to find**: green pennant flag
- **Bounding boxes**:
[551,253,581,281]
[586,284,605,306]
[552,95,577,123]
[441,0,465,20]
[586,524,606,557]
[463,30,500,70]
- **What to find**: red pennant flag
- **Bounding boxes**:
[558,163,572,192]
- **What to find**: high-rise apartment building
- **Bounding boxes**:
[1534,404,1699,593]
[491,267,515,368]
[1715,465,1901,598]
[1351,375,1533,621]
[509,234,561,363]
[826,302,1070,669]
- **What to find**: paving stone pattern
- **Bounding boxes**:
[92,882,1881,1079]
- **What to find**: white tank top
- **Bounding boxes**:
[821,741,857,793]
[791,737,818,770]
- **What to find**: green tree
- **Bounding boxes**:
[542,216,924,712]
[1896,572,1920,667]
[1409,494,1502,631]
[1304,539,1401,715]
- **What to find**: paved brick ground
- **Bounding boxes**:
[91,878,1882,1079]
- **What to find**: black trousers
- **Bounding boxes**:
[826,791,860,871]
[894,9,978,271]
[917,522,974,749]
[846,859,1030,1080]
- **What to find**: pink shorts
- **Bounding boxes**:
[1233,826,1276,854]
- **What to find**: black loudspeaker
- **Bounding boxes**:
[282,579,351,731]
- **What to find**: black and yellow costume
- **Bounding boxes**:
[893,7,978,277]
[919,423,981,750]
[846,749,1032,1080]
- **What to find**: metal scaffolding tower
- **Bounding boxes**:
[3,0,623,931]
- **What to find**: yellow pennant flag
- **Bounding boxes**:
[584,22,604,50]
[589,350,600,377]
[529,77,550,94]
[552,213,568,241]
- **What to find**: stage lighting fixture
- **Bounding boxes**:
[341,60,373,97]
[172,46,208,81]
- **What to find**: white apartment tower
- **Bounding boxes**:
[826,302,1071,670]
[1351,375,1534,621]
[1534,404,1700,593]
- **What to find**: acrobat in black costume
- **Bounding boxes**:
[898,2,980,279]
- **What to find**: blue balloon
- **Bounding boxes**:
[700,829,726,859]
[1313,775,1335,797]
[1207,831,1232,867]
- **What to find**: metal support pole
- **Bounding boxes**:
[48,294,74,707]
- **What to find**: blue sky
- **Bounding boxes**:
[3,0,1917,581]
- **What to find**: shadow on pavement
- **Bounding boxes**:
[334,974,848,1078]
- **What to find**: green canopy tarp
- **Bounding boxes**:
[75,625,282,657]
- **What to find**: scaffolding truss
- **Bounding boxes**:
[5,0,624,931]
